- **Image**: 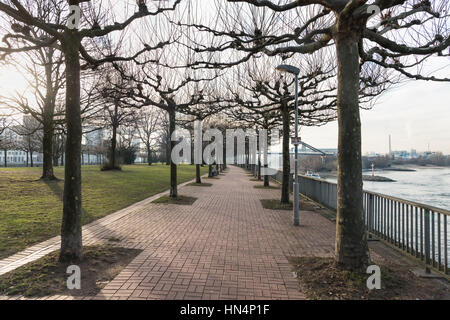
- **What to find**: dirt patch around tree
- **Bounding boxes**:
[187,182,213,187]
[289,256,450,300]
[152,195,198,205]
[253,184,280,189]
[261,199,318,211]
[0,245,142,297]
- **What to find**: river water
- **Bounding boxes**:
[267,153,450,210]
[323,167,450,211]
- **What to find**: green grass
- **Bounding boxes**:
[0,164,208,260]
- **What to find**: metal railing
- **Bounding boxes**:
[298,174,449,275]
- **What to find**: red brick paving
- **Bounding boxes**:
[91,166,336,300]
[1,166,338,300]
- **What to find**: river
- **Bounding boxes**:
[326,167,450,211]
[267,153,450,210]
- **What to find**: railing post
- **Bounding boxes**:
[424,209,431,274]
[368,194,374,237]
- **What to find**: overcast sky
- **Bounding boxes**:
[301,57,450,155]
[2,58,449,155]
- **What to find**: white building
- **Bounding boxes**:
[0,127,43,167]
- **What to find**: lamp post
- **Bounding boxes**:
[276,64,300,226]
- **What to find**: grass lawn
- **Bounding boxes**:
[0,164,208,260]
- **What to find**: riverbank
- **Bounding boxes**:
[363,175,396,182]
[319,172,395,182]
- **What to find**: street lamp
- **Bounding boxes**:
[276,64,300,226]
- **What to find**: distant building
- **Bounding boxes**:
[392,150,409,159]
[0,125,43,167]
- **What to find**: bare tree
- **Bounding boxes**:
[134,106,162,166]
[118,65,223,197]
[0,2,66,179]
[92,70,137,170]
[117,124,139,165]
[225,53,338,197]
[179,0,450,271]
[15,115,42,167]
[0,116,16,167]
[0,0,181,262]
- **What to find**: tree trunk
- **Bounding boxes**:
[147,145,152,166]
[208,165,212,177]
[165,137,170,165]
[30,150,34,167]
[263,168,269,186]
[4,149,7,167]
[59,33,83,263]
[334,30,370,271]
[222,138,227,170]
[281,102,290,204]
[41,118,56,179]
[53,136,59,167]
[26,151,29,167]
[196,164,202,183]
[257,157,262,180]
[110,102,118,169]
[41,55,56,180]
[60,137,65,167]
[111,126,117,168]
[168,107,177,198]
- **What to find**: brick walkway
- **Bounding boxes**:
[1,166,338,300]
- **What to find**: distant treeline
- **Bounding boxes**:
[298,153,450,172]
[362,153,450,169]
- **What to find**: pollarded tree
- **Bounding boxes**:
[0,115,15,167]
[0,2,66,179]
[92,70,137,170]
[14,115,42,167]
[226,53,338,196]
[181,0,450,271]
[230,52,389,203]
[115,60,224,197]
[134,106,163,166]
[0,0,181,262]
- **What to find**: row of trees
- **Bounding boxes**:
[185,0,449,271]
[0,102,170,168]
[364,152,450,168]
[0,0,448,273]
